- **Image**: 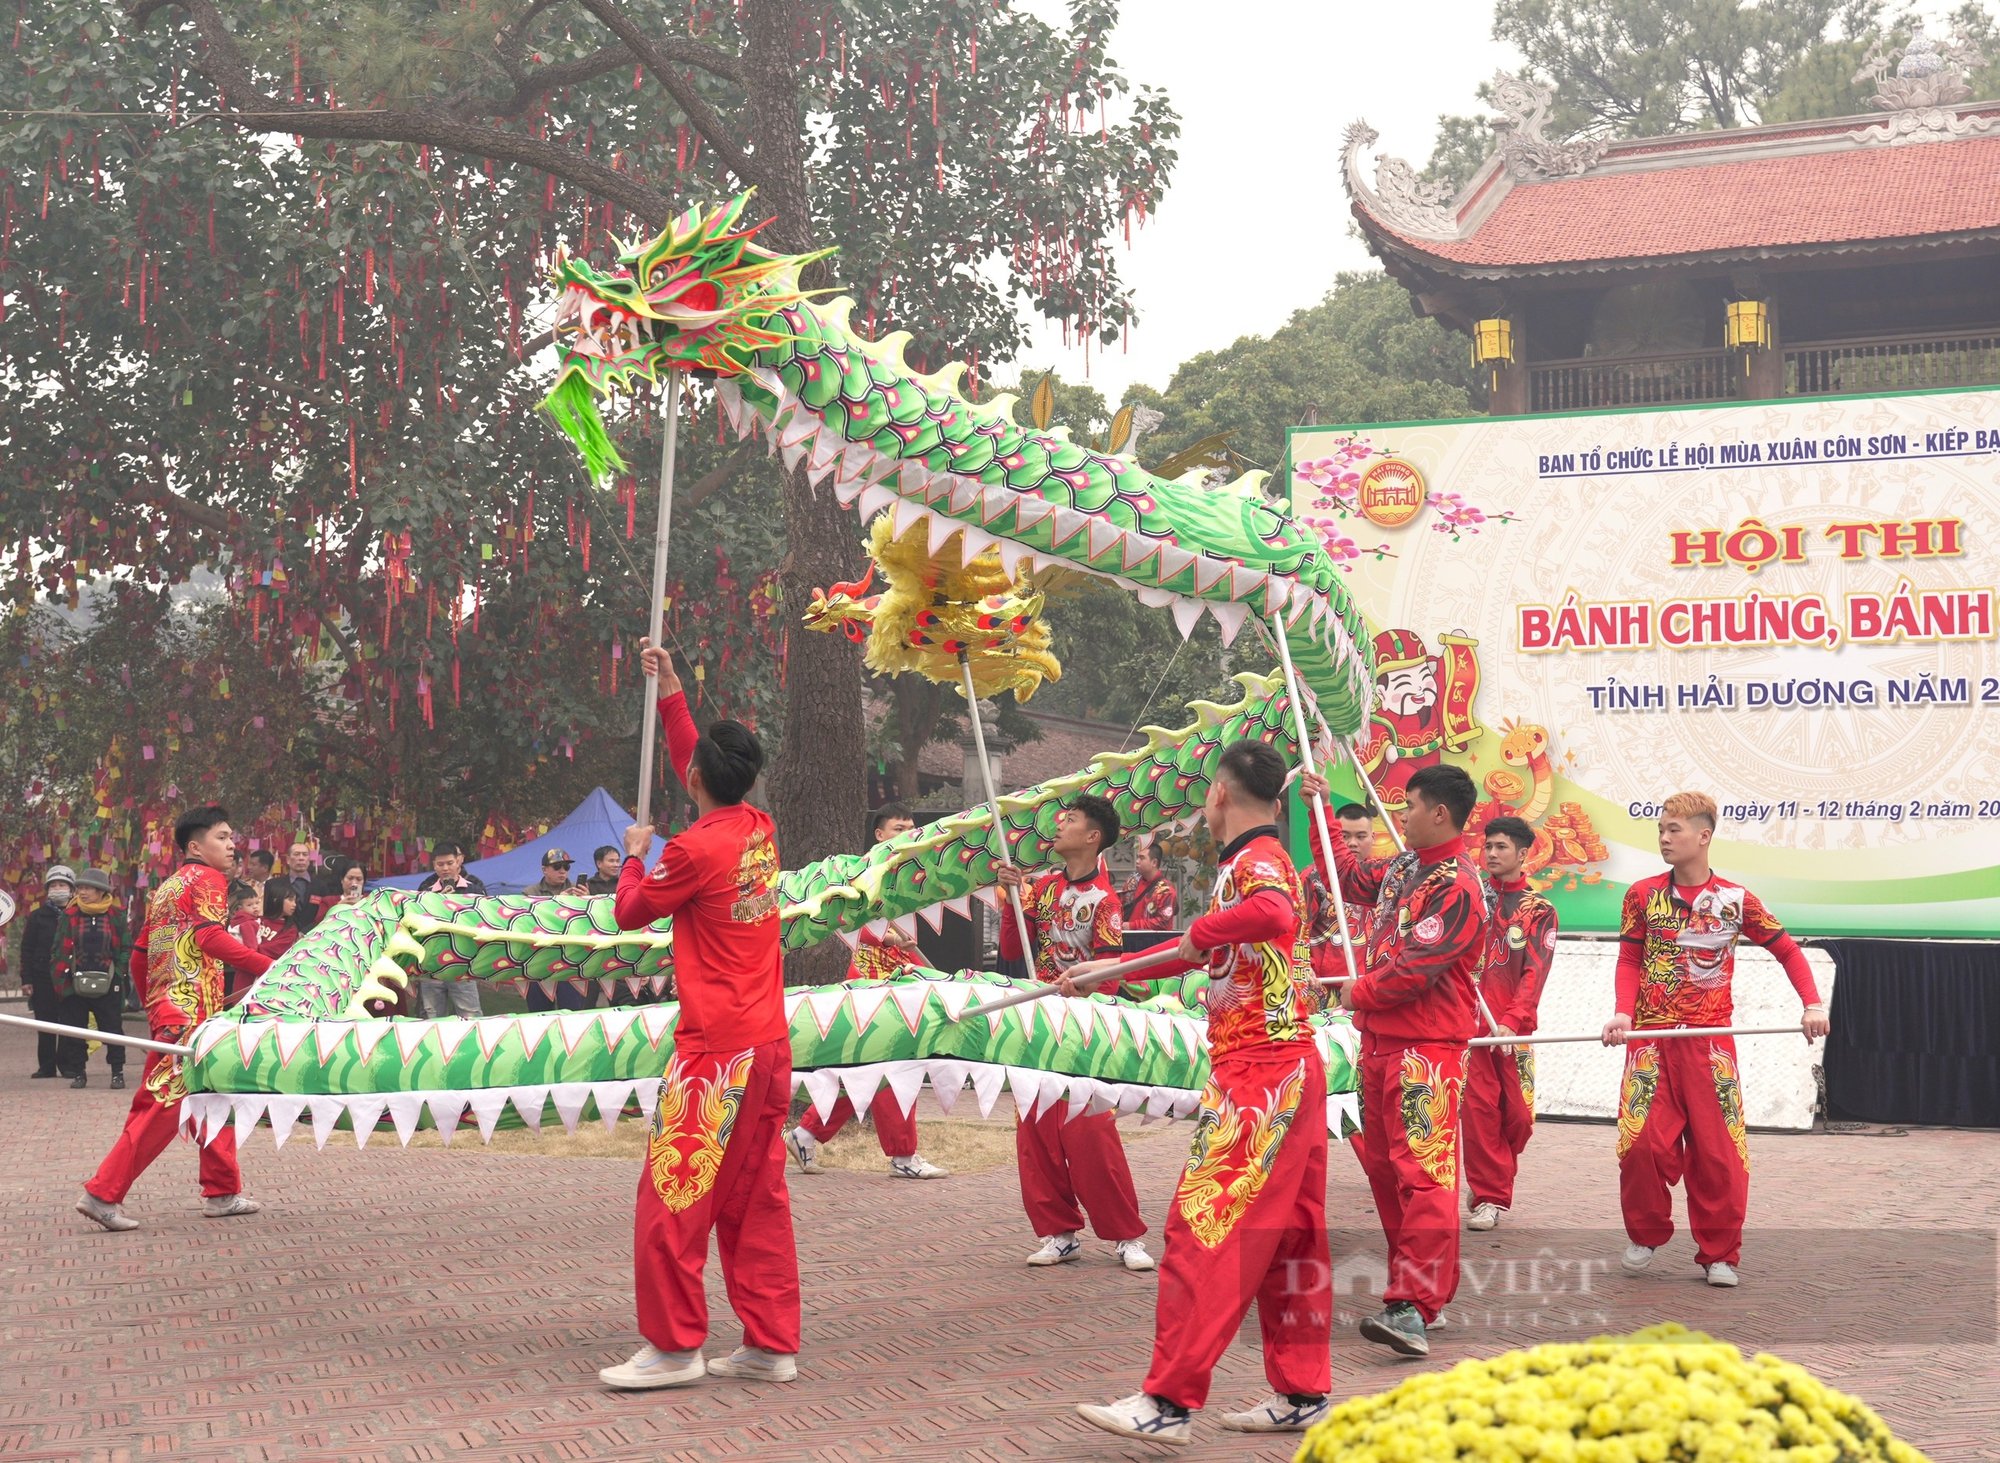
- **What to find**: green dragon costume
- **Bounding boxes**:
[176,195,1377,1151]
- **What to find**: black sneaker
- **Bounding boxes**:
[30,1069,58,1079]
[69,1074,88,1089]
[1359,1301,1430,1358]
[110,1071,126,1090]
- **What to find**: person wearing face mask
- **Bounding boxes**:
[21,866,77,1078]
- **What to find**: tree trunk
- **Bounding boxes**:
[742,0,865,984]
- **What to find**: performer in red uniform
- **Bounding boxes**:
[75,805,273,1233]
[599,642,800,1390]
[1076,739,1331,1445]
[787,807,948,1180]
[1463,814,1558,1231]
[1308,762,1490,1359]
[1303,801,1378,1007]
[1120,836,1179,931]
[995,795,1153,1273]
[1603,791,1828,1288]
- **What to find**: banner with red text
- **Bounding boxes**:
[1288,386,2000,937]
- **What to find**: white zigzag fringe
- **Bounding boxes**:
[179,1061,1362,1151]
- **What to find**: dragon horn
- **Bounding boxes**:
[826,563,877,600]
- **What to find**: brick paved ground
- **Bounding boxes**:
[1,1020,1994,1463]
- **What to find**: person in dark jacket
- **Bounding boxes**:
[53,869,130,1089]
[584,845,623,897]
[21,865,75,1078]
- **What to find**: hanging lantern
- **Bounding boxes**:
[1725,299,1770,351]
[1471,318,1514,392]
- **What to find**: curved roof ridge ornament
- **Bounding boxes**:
[1850,22,1996,145]
[1489,72,1610,180]
[1340,120,1461,240]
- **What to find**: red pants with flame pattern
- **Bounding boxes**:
[633,1038,800,1354]
[1617,1034,1751,1267]
[1355,1039,1465,1323]
[1143,1048,1330,1411]
[1463,1044,1535,1211]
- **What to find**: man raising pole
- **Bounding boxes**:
[1305,762,1491,1359]
[1604,791,1828,1288]
[598,641,800,1390]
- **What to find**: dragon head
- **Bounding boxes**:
[802,565,881,644]
[541,192,822,480]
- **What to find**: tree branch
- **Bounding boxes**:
[569,0,759,186]
[126,0,679,224]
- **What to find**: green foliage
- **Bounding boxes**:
[1423,114,1494,195]
[1131,274,1479,476]
[1492,0,1883,134]
[0,0,1177,854]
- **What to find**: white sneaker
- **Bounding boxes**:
[787,1126,823,1175]
[598,1342,706,1390]
[888,1154,948,1179]
[1218,1393,1331,1433]
[202,1194,262,1219]
[1116,1239,1156,1272]
[703,1345,798,1382]
[76,1192,138,1232]
[1077,1392,1191,1446]
[1466,1202,1502,1231]
[1027,1232,1081,1266]
[1705,1261,1740,1288]
[1621,1243,1656,1273]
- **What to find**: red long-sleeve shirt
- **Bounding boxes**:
[1481,876,1559,1034]
[1321,832,1492,1047]
[998,863,1125,992]
[614,692,785,1052]
[1615,871,1819,1028]
[1119,827,1314,1061]
[142,861,272,1037]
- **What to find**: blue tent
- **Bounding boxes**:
[373,786,666,894]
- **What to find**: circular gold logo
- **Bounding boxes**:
[1358,459,1427,529]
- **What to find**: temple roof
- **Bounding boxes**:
[1343,60,2000,283]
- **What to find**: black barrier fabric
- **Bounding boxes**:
[1823,939,2000,1128]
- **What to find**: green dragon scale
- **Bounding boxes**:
[178,196,1378,1149]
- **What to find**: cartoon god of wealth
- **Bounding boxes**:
[1357,627,1483,817]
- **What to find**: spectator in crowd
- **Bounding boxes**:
[526,849,592,1011]
[530,849,587,898]
[415,842,486,1019]
[417,842,487,897]
[257,884,301,964]
[1121,836,1179,932]
[284,843,320,932]
[584,845,623,896]
[53,869,129,1090]
[21,865,74,1078]
[225,884,266,1000]
[338,863,367,906]
[240,849,275,905]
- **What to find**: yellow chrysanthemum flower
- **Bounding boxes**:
[1294,1324,1927,1463]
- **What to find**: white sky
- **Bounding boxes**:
[1015,0,1973,403]
[1017,0,1521,401]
